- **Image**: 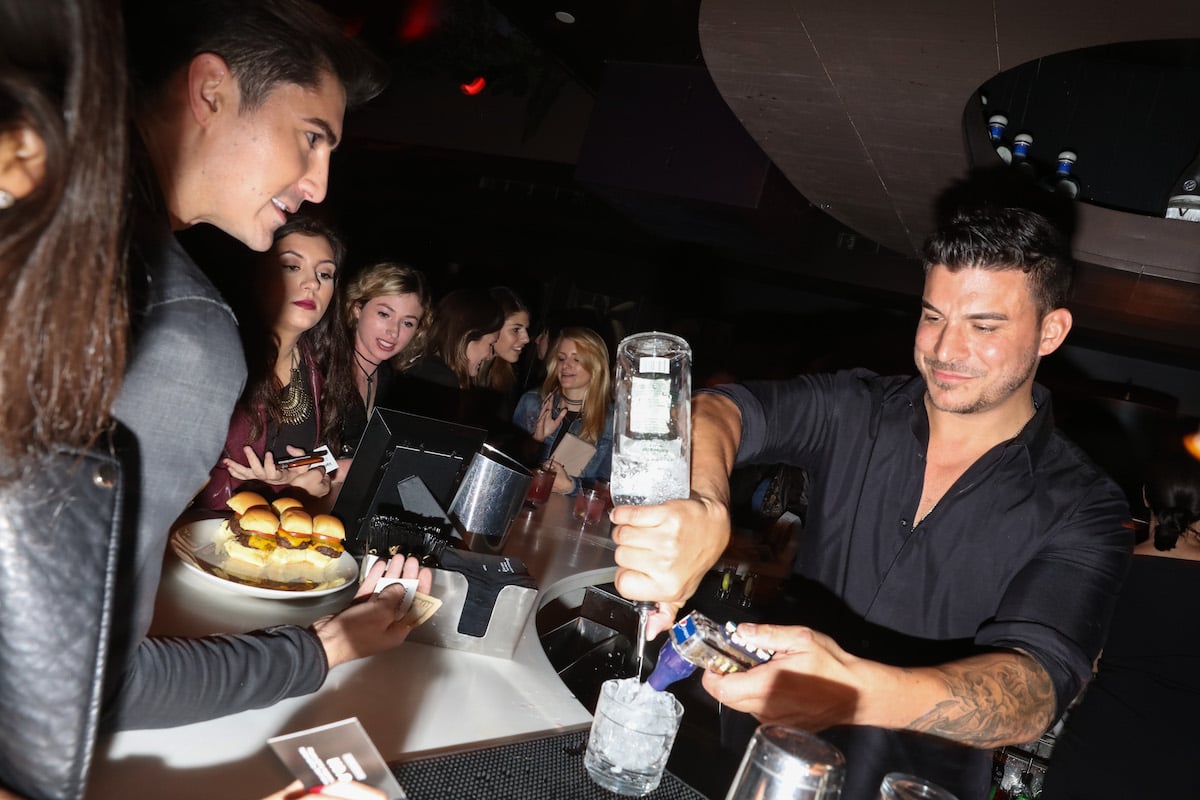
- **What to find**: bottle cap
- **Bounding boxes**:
[1014,133,1034,145]
[1056,150,1077,163]
[988,114,1008,126]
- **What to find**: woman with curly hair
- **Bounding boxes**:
[334,261,432,457]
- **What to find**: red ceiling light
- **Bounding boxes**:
[460,76,487,96]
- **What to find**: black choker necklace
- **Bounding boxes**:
[354,349,381,409]
[562,396,583,407]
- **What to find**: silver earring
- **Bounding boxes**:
[0,190,14,209]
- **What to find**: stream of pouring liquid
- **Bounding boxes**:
[634,601,655,678]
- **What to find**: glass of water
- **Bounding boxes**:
[724,724,845,800]
[583,677,684,796]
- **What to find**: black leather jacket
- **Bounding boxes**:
[0,429,132,800]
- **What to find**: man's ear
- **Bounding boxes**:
[1037,307,1073,357]
[0,125,47,200]
[186,53,235,125]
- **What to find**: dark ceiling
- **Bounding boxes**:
[317,0,1200,375]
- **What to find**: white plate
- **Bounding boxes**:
[170,517,357,600]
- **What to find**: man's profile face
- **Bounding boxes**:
[198,71,346,251]
[913,264,1045,416]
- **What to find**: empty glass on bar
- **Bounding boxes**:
[724,724,845,800]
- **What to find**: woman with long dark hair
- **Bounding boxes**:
[195,215,356,509]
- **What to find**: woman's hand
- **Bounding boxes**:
[223,445,331,498]
[533,395,566,443]
[549,460,572,494]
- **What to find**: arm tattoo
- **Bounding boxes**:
[908,653,1055,748]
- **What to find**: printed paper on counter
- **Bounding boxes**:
[268,716,406,799]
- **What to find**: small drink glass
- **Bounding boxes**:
[724,724,845,800]
[877,773,959,800]
[573,486,607,524]
[584,677,684,796]
[525,464,555,507]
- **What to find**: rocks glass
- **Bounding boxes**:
[584,677,684,796]
[724,724,846,800]
[877,773,959,800]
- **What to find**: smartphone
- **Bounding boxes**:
[277,453,325,469]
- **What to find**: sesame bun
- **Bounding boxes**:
[238,506,280,536]
[227,490,270,516]
[279,508,313,535]
[312,514,345,541]
[271,496,305,515]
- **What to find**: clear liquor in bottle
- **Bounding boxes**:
[610,332,692,506]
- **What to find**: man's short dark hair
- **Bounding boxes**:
[921,205,1074,316]
[125,0,387,114]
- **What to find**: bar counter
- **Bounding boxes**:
[85,493,617,800]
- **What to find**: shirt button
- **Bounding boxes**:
[900,519,909,527]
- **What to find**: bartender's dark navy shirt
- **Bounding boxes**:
[706,369,1131,800]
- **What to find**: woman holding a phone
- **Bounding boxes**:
[194,216,355,510]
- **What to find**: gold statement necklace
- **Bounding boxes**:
[279,347,312,426]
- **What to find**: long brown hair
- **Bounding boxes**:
[238,216,349,450]
[0,0,129,467]
[419,287,504,388]
[540,327,612,444]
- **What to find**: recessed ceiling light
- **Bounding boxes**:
[554,11,575,24]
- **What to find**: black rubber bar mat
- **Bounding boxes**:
[391,730,711,799]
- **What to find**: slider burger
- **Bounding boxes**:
[271,496,304,515]
[307,514,346,566]
[273,507,313,565]
[218,493,279,567]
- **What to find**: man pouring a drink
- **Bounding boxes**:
[608,203,1133,799]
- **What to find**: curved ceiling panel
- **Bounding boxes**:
[698,0,1200,358]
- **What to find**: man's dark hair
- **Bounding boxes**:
[921,205,1074,316]
[124,0,387,114]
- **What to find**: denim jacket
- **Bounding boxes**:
[512,389,614,493]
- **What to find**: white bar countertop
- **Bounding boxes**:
[85,493,617,800]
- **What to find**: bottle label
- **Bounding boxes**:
[638,355,670,374]
[629,376,672,435]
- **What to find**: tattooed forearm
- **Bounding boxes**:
[907,652,1055,748]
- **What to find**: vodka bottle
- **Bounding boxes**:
[1011,133,1037,180]
[610,332,692,506]
[987,114,1012,164]
[1049,150,1080,198]
[645,611,774,691]
[1164,146,1200,221]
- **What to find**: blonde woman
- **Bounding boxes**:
[335,261,432,456]
[513,327,614,494]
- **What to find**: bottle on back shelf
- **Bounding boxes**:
[1047,150,1080,198]
[987,114,1012,164]
[1164,146,1200,222]
[1011,132,1037,180]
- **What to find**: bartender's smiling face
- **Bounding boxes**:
[914,263,1069,416]
[264,232,337,337]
